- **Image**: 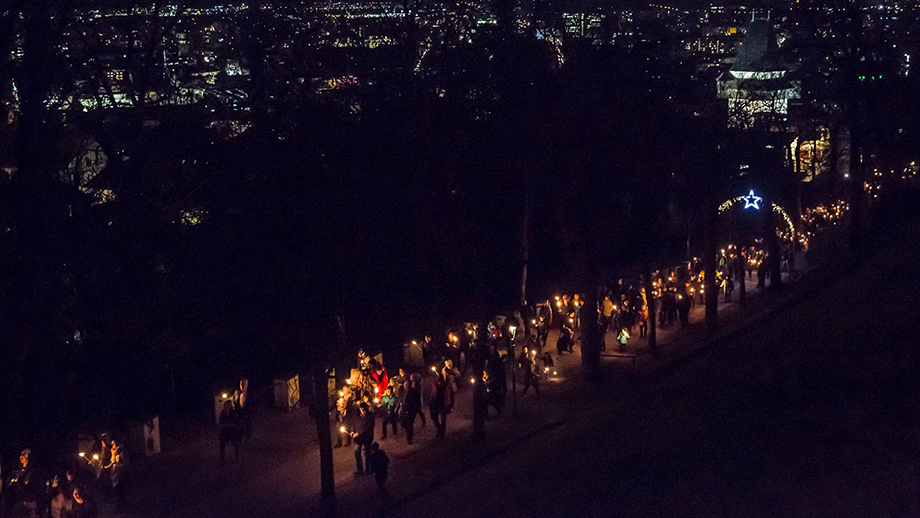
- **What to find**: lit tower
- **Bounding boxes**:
[717,17,800,130]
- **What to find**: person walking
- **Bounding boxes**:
[601,295,615,334]
[555,325,573,355]
[410,372,426,427]
[218,400,242,466]
[49,470,75,518]
[350,403,375,475]
[721,275,734,301]
[677,292,691,327]
[616,328,630,352]
[379,387,399,439]
[391,368,407,399]
[234,378,252,442]
[637,306,648,338]
[367,442,390,509]
[429,366,455,439]
[6,448,35,516]
[518,351,540,398]
[334,388,354,448]
[103,438,128,511]
[483,370,505,417]
[399,375,422,444]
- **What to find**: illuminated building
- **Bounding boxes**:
[717,17,799,129]
[562,12,602,39]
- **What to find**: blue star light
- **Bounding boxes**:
[742,190,763,210]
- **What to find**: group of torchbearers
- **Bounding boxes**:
[2,244,791,517]
[590,243,781,350]
[1,434,127,518]
[331,321,566,506]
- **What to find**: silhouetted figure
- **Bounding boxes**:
[518,352,540,397]
[218,400,242,466]
[234,378,252,442]
[350,403,375,475]
[429,368,455,439]
[368,442,390,509]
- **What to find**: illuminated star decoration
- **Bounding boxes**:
[742,190,763,210]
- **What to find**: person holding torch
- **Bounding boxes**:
[334,387,353,448]
[350,402,376,476]
[429,365,455,439]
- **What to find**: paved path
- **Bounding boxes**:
[97,273,793,518]
[397,230,920,517]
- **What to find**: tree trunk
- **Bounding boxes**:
[764,192,782,290]
[471,340,487,441]
[520,193,530,306]
[643,263,657,355]
[579,278,601,376]
[847,122,866,252]
[311,366,336,517]
[737,254,746,303]
[703,209,719,331]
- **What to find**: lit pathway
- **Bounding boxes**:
[103,274,792,518]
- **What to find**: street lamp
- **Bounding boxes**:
[509,324,518,418]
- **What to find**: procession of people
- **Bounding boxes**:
[0,238,792,518]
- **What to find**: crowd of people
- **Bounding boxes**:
[1,241,793,517]
[320,244,788,506]
[329,319,562,504]
[1,434,128,518]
